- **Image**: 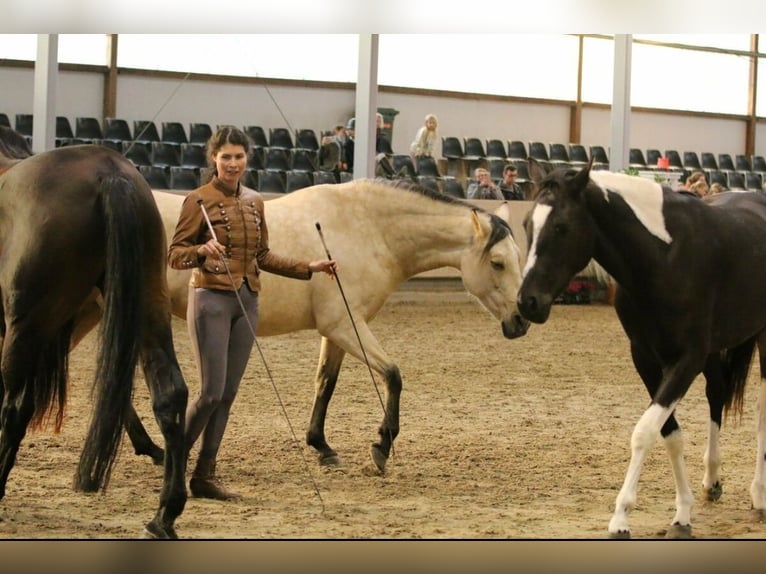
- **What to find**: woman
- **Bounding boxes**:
[168,126,336,501]
[409,113,439,159]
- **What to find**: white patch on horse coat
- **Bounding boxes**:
[523,203,552,278]
[589,171,672,244]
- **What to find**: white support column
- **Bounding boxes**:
[353,34,379,180]
[609,34,632,173]
[32,34,59,153]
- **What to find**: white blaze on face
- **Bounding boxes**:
[523,203,552,278]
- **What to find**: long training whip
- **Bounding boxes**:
[197,200,325,512]
[314,222,393,460]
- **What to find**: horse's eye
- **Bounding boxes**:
[491,261,504,271]
[554,223,567,235]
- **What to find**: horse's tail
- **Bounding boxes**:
[75,173,145,492]
[719,336,756,424]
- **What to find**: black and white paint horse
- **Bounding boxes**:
[518,158,766,539]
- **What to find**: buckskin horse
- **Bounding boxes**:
[518,157,766,539]
[0,127,188,539]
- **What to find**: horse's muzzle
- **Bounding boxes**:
[502,312,530,339]
[518,293,552,324]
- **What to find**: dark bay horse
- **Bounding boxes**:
[0,128,188,539]
[518,158,766,539]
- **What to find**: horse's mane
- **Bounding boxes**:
[0,126,34,160]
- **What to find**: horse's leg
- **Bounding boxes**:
[321,322,400,473]
[72,292,165,465]
[608,337,698,539]
[306,336,346,466]
[750,337,766,523]
[138,310,188,540]
[0,329,39,499]
[702,354,725,502]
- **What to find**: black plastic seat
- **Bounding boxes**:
[416,156,441,178]
[123,142,153,167]
[74,116,103,142]
[735,154,752,172]
[485,139,507,160]
[417,176,441,193]
[745,171,762,191]
[189,122,213,145]
[0,112,10,128]
[285,170,313,192]
[139,165,169,189]
[568,144,588,166]
[179,143,208,169]
[92,138,123,153]
[247,148,266,171]
[392,154,417,178]
[313,170,338,185]
[708,170,728,188]
[133,120,161,144]
[294,128,319,152]
[589,145,609,168]
[264,148,290,172]
[441,177,465,199]
[549,143,570,166]
[683,151,702,171]
[728,171,745,189]
[15,114,33,137]
[700,152,718,171]
[646,149,662,168]
[290,149,318,173]
[718,153,735,172]
[752,155,766,173]
[241,169,259,189]
[441,136,463,159]
[169,166,200,190]
[244,125,268,148]
[56,116,74,139]
[269,127,294,150]
[528,141,550,162]
[486,158,506,180]
[664,150,684,171]
[629,148,647,169]
[256,169,286,193]
[151,141,181,168]
[103,117,132,143]
[507,140,528,161]
[462,137,486,161]
[162,121,189,146]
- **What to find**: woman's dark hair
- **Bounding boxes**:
[203,125,252,182]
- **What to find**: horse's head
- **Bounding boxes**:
[460,205,529,339]
[518,158,597,324]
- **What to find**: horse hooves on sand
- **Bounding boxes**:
[142,521,178,540]
[749,508,766,523]
[665,523,693,539]
[705,482,723,502]
[318,453,343,467]
[607,531,630,540]
[369,444,388,473]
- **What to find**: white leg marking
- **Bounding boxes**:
[703,420,721,495]
[665,429,694,528]
[522,204,551,278]
[608,402,676,536]
[751,378,766,511]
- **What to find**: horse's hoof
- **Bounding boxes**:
[142,520,178,539]
[608,530,630,540]
[318,453,343,467]
[665,523,693,539]
[706,482,723,502]
[149,449,165,466]
[369,444,388,472]
[749,508,766,523]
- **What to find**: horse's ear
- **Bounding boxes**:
[493,201,512,226]
[571,156,594,192]
[471,208,489,240]
[528,157,545,186]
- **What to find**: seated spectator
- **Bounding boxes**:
[709,182,725,195]
[466,167,503,200]
[498,164,525,200]
[318,125,348,178]
[409,114,438,160]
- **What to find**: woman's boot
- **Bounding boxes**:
[189,457,241,501]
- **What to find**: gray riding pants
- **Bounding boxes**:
[185,282,259,461]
